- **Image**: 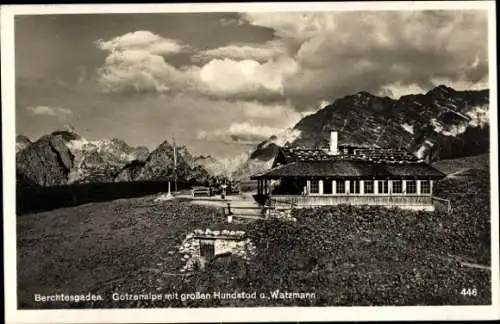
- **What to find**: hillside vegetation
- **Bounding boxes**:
[175,172,490,307]
[433,153,489,175]
[17,169,491,308]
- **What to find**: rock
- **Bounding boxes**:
[16,134,32,154]
[16,131,78,186]
[234,86,490,179]
[133,140,211,183]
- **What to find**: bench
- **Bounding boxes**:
[191,187,211,197]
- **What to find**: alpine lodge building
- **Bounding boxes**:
[251,132,446,211]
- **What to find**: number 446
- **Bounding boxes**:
[461,288,478,296]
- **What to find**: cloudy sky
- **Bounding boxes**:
[15,10,489,158]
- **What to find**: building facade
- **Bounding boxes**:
[251,132,446,211]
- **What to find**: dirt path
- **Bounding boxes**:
[459,261,491,271]
[446,168,474,178]
[437,254,491,271]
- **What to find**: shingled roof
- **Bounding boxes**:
[278,146,420,164]
[280,147,332,163]
[251,160,446,180]
[253,145,444,180]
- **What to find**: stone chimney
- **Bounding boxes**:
[330,131,338,155]
[424,140,435,164]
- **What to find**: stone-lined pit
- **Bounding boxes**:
[178,229,257,272]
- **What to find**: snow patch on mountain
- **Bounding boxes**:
[401,123,414,135]
[63,137,150,183]
[414,140,434,160]
[274,128,302,146]
[220,152,252,178]
[66,138,140,162]
[430,118,468,137]
[466,104,489,127]
[16,135,32,154]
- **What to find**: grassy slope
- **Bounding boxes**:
[433,153,489,175]
[17,195,244,308]
[17,168,491,308]
[168,169,492,307]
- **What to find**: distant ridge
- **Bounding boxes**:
[234,85,489,179]
[16,131,214,187]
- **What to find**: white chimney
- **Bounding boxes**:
[330,131,338,155]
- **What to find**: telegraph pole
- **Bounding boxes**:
[173,136,177,193]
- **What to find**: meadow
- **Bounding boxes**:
[16,160,491,308]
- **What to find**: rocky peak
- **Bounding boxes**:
[16,134,31,142]
[236,85,490,179]
[426,84,456,98]
[356,90,376,98]
[17,130,214,186]
[16,134,32,154]
[16,133,75,186]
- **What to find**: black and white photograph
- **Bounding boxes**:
[2,1,499,322]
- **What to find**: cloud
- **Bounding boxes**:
[26,105,73,119]
[96,31,195,93]
[198,122,283,143]
[97,32,300,99]
[197,56,299,98]
[240,12,331,42]
[96,49,191,93]
[194,99,319,145]
[96,30,187,55]
[241,11,489,110]
[229,122,283,141]
[240,100,294,118]
[466,104,489,128]
[193,40,288,62]
[376,82,427,99]
[237,100,316,127]
[95,11,489,114]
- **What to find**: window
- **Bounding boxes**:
[406,180,417,194]
[310,180,319,194]
[323,180,333,194]
[378,180,389,194]
[421,180,431,194]
[351,180,361,194]
[364,180,374,194]
[392,180,403,194]
[336,180,346,194]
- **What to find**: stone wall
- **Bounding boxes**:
[178,229,256,272]
[266,208,297,222]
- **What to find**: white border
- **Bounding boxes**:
[2,1,499,323]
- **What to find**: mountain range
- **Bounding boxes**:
[232,85,490,179]
[16,85,490,186]
[15,128,214,188]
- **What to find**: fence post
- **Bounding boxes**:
[226,202,233,223]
